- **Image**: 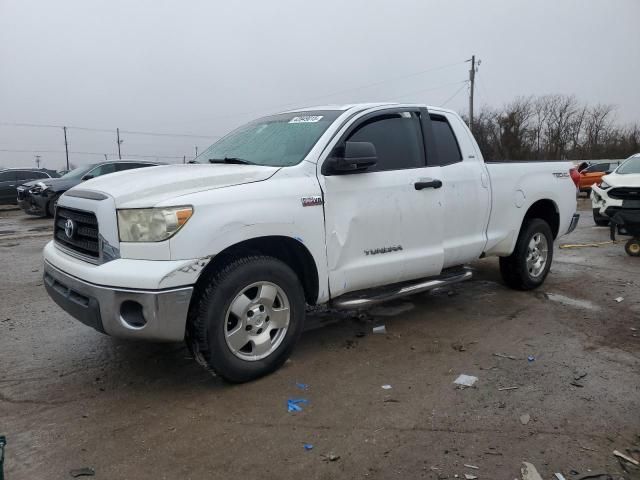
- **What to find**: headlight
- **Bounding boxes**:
[30,182,48,194]
[599,181,611,190]
[117,206,193,242]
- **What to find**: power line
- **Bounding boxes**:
[441,81,470,107]
[0,122,220,139]
[390,80,468,101]
[0,148,193,160]
[201,60,469,121]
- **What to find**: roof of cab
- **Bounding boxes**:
[280,102,456,116]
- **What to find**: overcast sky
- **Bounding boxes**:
[1,0,639,169]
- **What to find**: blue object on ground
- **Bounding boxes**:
[296,383,309,390]
[287,398,309,412]
[303,443,314,451]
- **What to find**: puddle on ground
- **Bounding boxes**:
[545,292,601,311]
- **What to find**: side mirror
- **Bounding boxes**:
[325,141,378,174]
[81,174,94,181]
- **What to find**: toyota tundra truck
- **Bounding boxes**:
[43,103,580,382]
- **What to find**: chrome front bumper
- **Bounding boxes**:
[44,261,193,342]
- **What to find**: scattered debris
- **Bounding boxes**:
[559,241,613,249]
[369,303,414,317]
[322,453,340,462]
[520,462,543,480]
[615,297,624,303]
[372,325,387,334]
[451,341,466,352]
[381,384,392,390]
[463,464,479,470]
[287,398,309,412]
[553,473,566,480]
[527,355,535,362]
[303,443,313,451]
[613,449,639,466]
[498,386,519,391]
[520,413,531,425]
[383,398,400,403]
[69,467,95,477]
[575,471,610,479]
[574,373,588,382]
[545,293,600,311]
[493,353,517,360]
[464,474,477,480]
[453,374,478,387]
[570,381,585,388]
[295,383,309,391]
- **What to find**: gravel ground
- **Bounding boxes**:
[1,199,639,479]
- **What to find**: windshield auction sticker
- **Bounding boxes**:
[289,116,323,123]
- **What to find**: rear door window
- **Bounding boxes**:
[345,112,425,172]
[89,163,117,177]
[0,171,16,182]
[429,115,462,166]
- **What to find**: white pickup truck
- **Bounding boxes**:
[43,103,579,382]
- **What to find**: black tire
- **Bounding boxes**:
[499,218,554,290]
[625,239,640,257]
[592,208,609,227]
[47,194,60,217]
[186,255,305,383]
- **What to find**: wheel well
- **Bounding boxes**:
[194,236,320,305]
[523,199,560,238]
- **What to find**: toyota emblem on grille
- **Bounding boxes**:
[64,218,76,239]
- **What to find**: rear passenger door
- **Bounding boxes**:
[0,171,18,203]
[427,111,491,267]
[319,108,445,298]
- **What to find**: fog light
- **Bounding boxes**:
[120,300,146,328]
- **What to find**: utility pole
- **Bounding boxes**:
[35,155,41,168]
[194,146,198,159]
[467,55,476,132]
[183,155,186,164]
[104,154,108,161]
[116,128,122,159]
[63,126,70,170]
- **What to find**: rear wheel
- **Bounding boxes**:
[592,208,609,227]
[186,255,305,383]
[625,239,640,257]
[500,219,554,290]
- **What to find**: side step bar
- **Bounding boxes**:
[331,268,473,310]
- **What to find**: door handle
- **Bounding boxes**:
[414,179,442,190]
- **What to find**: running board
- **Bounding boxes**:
[331,268,473,310]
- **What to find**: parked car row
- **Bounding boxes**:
[3,160,162,216]
[576,160,621,195]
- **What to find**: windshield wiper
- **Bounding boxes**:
[208,157,254,165]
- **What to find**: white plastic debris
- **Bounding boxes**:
[381,384,392,390]
[520,462,543,480]
[464,464,479,470]
[464,475,478,480]
[372,325,387,334]
[453,374,478,387]
[613,449,639,466]
[554,474,566,480]
[520,413,531,425]
[615,296,624,303]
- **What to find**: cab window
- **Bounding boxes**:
[344,112,425,172]
[429,115,462,166]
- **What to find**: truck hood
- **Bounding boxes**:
[603,172,640,187]
[67,164,280,207]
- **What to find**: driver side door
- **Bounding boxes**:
[318,109,444,298]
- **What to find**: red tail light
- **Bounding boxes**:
[569,168,580,188]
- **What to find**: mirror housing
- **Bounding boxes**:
[325,141,377,174]
[81,174,94,181]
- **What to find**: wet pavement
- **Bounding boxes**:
[1,199,639,479]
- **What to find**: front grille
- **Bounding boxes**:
[609,187,640,200]
[54,207,100,259]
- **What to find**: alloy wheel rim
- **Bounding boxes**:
[224,281,290,361]
[526,233,549,278]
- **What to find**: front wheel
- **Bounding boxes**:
[499,219,554,290]
[592,208,609,227]
[625,239,640,257]
[186,255,306,383]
